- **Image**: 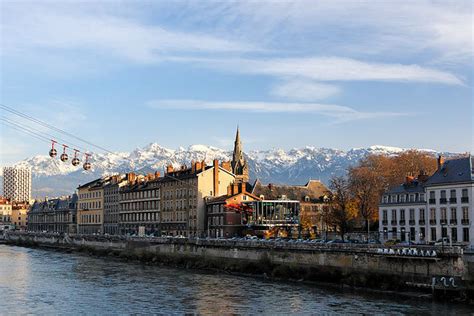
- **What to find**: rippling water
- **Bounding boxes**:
[0,245,471,315]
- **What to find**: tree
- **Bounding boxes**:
[347,150,437,230]
[327,176,357,240]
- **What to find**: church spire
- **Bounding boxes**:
[231,126,249,182]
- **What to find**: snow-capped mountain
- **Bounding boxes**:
[4,143,448,198]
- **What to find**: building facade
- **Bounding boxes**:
[2,166,32,202]
[28,195,77,233]
[161,159,235,237]
[12,202,29,230]
[251,180,329,237]
[119,173,161,236]
[0,197,13,230]
[206,182,260,238]
[379,175,428,243]
[379,155,474,247]
[103,174,129,235]
[77,178,106,234]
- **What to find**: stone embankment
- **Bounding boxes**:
[4,232,474,301]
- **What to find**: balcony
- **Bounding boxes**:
[409,220,415,226]
[429,219,437,225]
[461,197,469,203]
[391,220,397,226]
[382,220,388,226]
[440,198,447,204]
[429,199,436,204]
[449,198,457,204]
[450,219,457,225]
[440,219,447,225]
[399,220,406,225]
[461,219,469,225]
[418,220,425,225]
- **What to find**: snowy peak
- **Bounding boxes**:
[9,143,451,197]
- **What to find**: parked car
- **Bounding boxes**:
[384,239,400,246]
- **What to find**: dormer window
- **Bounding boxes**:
[304,196,310,202]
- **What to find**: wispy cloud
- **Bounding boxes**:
[271,80,341,101]
[2,4,257,64]
[147,99,410,123]
[183,56,463,85]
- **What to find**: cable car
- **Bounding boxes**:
[72,149,80,166]
[83,153,91,171]
[60,144,68,162]
[49,140,57,158]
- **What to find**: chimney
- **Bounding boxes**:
[191,160,196,173]
[166,165,174,174]
[201,160,207,169]
[418,170,429,183]
[147,173,153,180]
[405,175,414,185]
[268,183,273,191]
[221,161,232,172]
[155,171,161,178]
[227,184,232,196]
[437,155,444,170]
[240,182,246,193]
[213,159,219,196]
[127,173,136,183]
[233,182,239,195]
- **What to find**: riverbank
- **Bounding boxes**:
[5,232,474,302]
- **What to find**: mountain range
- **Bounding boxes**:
[2,143,450,198]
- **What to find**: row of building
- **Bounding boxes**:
[379,155,474,247]
[25,128,329,238]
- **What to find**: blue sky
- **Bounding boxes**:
[0,0,472,166]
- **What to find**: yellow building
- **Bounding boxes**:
[77,177,107,234]
[0,198,13,229]
[12,202,29,230]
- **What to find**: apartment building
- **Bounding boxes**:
[379,155,474,247]
[28,195,77,233]
[119,173,161,236]
[161,159,235,237]
[2,166,31,202]
[77,178,107,234]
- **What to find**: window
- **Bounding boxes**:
[451,228,457,243]
[419,208,425,220]
[420,227,425,240]
[391,209,397,221]
[431,227,437,241]
[410,227,415,241]
[451,208,457,220]
[441,208,447,220]
[442,227,447,238]
[400,209,405,220]
[409,194,415,202]
[409,209,415,221]
[462,207,469,220]
[400,195,406,203]
[463,228,470,242]
[430,208,436,220]
[383,210,388,221]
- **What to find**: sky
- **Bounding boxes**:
[0,0,473,166]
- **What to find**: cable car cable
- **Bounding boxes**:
[0,103,114,155]
[0,116,86,152]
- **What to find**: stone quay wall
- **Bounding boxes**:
[4,232,474,299]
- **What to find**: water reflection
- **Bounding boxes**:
[0,245,471,315]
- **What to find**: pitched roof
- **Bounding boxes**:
[386,180,425,194]
[424,155,473,186]
[251,179,328,202]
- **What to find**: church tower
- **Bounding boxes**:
[231,127,249,183]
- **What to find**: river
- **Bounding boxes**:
[0,245,471,315]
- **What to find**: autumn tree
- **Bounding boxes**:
[327,176,357,240]
[347,150,438,231]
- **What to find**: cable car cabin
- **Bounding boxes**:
[72,158,80,166]
[83,162,91,170]
[60,153,68,162]
[49,148,57,158]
